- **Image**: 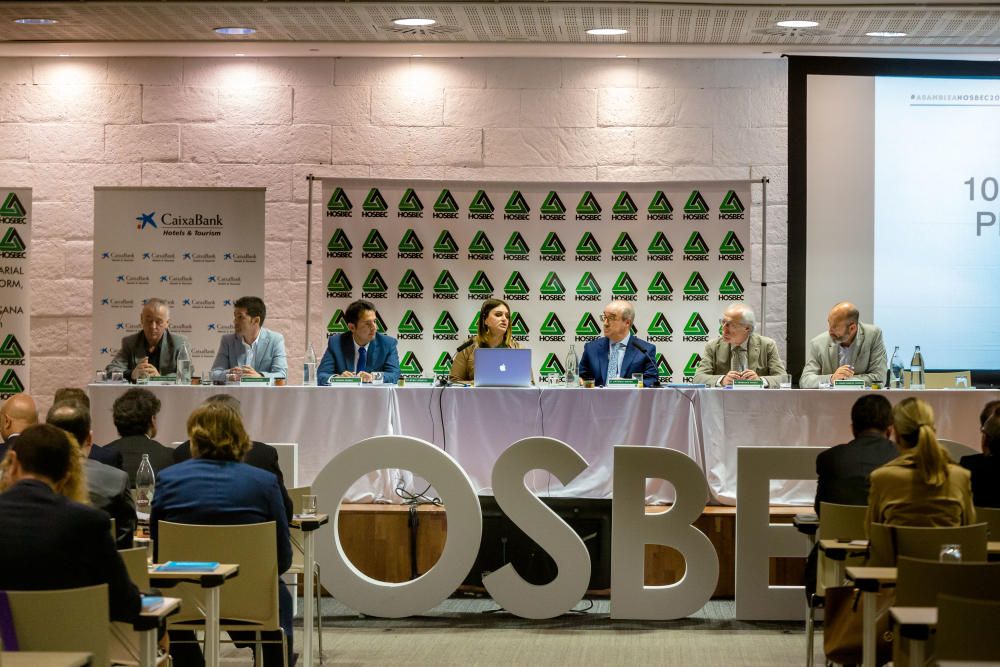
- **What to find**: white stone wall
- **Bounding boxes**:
[0,56,788,408]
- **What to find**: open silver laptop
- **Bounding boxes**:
[474,348,533,387]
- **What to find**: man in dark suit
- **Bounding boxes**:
[960,405,1000,508]
[318,299,401,385]
[106,298,189,382]
[0,424,142,623]
[578,300,658,387]
[105,387,174,484]
[0,392,38,459]
[53,387,124,468]
[173,394,293,520]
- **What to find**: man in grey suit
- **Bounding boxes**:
[693,304,787,387]
[211,295,288,380]
[800,302,887,388]
[106,297,188,382]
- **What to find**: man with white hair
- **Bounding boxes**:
[693,304,787,387]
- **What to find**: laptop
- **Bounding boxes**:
[474,348,533,387]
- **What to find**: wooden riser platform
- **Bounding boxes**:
[336,504,808,598]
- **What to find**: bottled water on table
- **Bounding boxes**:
[889,346,904,389]
[303,342,318,386]
[175,345,193,385]
[135,453,155,514]
[564,344,579,385]
[909,346,925,390]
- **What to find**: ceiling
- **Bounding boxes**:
[1,1,1000,59]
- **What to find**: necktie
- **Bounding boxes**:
[733,347,746,373]
[356,346,367,373]
[607,342,622,383]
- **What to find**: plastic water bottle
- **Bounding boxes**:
[889,346,903,389]
[564,345,578,385]
[135,454,155,514]
[910,346,925,390]
[175,344,193,385]
[303,342,317,386]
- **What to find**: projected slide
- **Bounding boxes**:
[874,76,1000,369]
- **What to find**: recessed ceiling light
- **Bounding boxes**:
[866,31,907,38]
[776,20,819,28]
[14,18,58,25]
[586,28,628,36]
[393,18,436,27]
[214,26,256,36]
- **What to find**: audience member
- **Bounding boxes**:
[54,386,123,468]
[0,392,38,458]
[106,387,173,485]
[960,412,1000,508]
[0,424,141,622]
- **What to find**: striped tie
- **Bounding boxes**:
[607,342,622,383]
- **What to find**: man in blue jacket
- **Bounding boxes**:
[318,299,400,385]
[211,296,288,380]
[578,300,658,387]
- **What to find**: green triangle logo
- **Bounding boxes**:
[434,189,459,213]
[683,272,709,295]
[719,231,745,255]
[0,369,25,394]
[656,353,673,377]
[612,232,638,255]
[540,272,565,295]
[398,310,424,334]
[648,272,674,295]
[648,191,673,214]
[504,232,529,256]
[719,190,745,214]
[540,233,566,256]
[540,353,565,376]
[0,335,25,362]
[510,312,529,336]
[469,190,495,214]
[719,271,745,295]
[434,311,459,335]
[363,269,388,292]
[575,232,601,256]
[540,191,566,215]
[433,270,459,294]
[684,231,710,255]
[613,191,638,215]
[683,312,709,336]
[648,232,674,256]
[362,229,388,253]
[327,269,352,293]
[375,312,388,333]
[326,309,348,334]
[684,354,702,377]
[398,229,424,253]
[576,272,601,295]
[684,191,709,214]
[469,271,494,294]
[576,312,601,336]
[648,313,673,336]
[0,228,26,253]
[576,191,602,215]
[399,352,423,375]
[505,191,530,215]
[326,187,352,212]
[433,230,459,254]
[398,269,423,293]
[398,188,423,212]
[362,188,388,212]
[468,313,480,335]
[612,272,637,296]
[540,313,566,336]
[433,352,454,375]
[468,231,494,255]
[504,271,529,295]
[327,228,352,253]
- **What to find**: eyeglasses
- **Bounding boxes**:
[600,313,620,323]
[720,318,749,329]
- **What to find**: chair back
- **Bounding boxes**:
[268,443,299,489]
[974,506,1000,539]
[868,522,988,566]
[935,593,1000,661]
[287,486,312,516]
[903,370,972,389]
[816,503,868,594]
[895,556,1000,606]
[6,584,109,666]
[118,547,150,591]
[157,521,279,630]
[937,437,979,461]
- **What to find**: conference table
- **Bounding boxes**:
[89,384,995,505]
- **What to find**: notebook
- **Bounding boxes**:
[474,348,533,387]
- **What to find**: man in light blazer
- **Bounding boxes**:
[211,295,288,380]
[693,304,787,387]
[800,302,887,388]
[578,300,658,387]
[106,298,188,382]
[318,299,400,385]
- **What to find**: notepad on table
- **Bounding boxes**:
[154,561,220,572]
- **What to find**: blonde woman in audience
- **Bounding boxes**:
[0,422,89,504]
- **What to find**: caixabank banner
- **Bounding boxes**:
[0,188,30,398]
[320,180,751,383]
[92,188,265,375]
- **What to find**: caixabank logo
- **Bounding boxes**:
[647,191,674,221]
[504,271,530,301]
[682,271,710,302]
[432,230,458,260]
[362,188,388,218]
[398,188,424,219]
[101,251,135,263]
[575,312,601,342]
[0,334,26,366]
[326,229,353,259]
[467,231,494,261]
[718,271,745,302]
[539,312,566,342]
[683,353,702,382]
[185,251,216,263]
[0,369,25,399]
[398,229,424,259]
[433,189,459,220]
[612,191,638,221]
[326,269,353,299]
[611,272,638,302]
[144,251,176,263]
[0,228,27,259]
[224,251,257,264]
[184,298,215,310]
[682,312,710,342]
[468,190,495,220]
[539,272,566,301]
[504,232,529,261]
[399,351,424,378]
[540,191,566,221]
[207,275,240,287]
[719,190,746,220]
[647,232,674,262]
[683,191,710,221]
[116,322,142,334]
[504,191,530,221]
[575,191,602,221]
[539,232,566,262]
[718,231,745,261]
[361,269,388,299]
[646,313,673,342]
[539,353,565,378]
[510,312,530,343]
[159,274,193,286]
[683,231,710,262]
[433,270,459,300]
[326,188,353,218]
[136,210,222,238]
[327,309,348,334]
[433,311,459,341]
[100,297,135,310]
[575,232,601,262]
[362,230,388,259]
[468,271,494,301]
[655,354,673,382]
[611,232,638,262]
[397,269,424,299]
[0,193,26,225]
[116,273,150,286]
[397,310,424,340]
[575,272,601,302]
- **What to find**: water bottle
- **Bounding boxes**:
[135,453,155,514]
[889,346,903,389]
[910,346,925,390]
[175,344,193,385]
[564,345,579,385]
[303,342,318,386]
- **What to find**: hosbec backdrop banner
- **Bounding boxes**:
[0,188,30,398]
[320,179,752,383]
[92,187,266,375]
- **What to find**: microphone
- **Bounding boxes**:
[456,337,475,353]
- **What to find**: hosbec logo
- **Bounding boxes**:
[647,232,674,262]
[539,272,566,301]
[504,191,530,221]
[433,311,459,340]
[683,232,710,261]
[326,269,353,299]
[398,229,424,259]
[397,189,423,218]
[647,191,674,221]
[611,232,638,262]
[575,312,601,342]
[539,232,566,262]
[326,188,353,218]
[433,189,459,220]
[575,191,602,221]
[327,229,353,258]
[362,188,388,218]
[0,228,27,259]
[647,272,674,302]
[433,270,459,300]
[467,231,494,260]
[468,190,495,220]
[718,190,745,219]
[539,313,566,341]
[0,193,26,224]
[503,232,529,261]
[0,335,26,366]
[612,191,638,221]
[0,369,25,399]
[503,271,530,301]
[397,310,424,340]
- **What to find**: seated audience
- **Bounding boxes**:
[106,387,173,484]
[0,424,141,622]
[152,402,292,667]
[54,386,123,468]
[0,392,38,458]
[868,397,975,530]
[47,400,137,548]
[960,411,1000,508]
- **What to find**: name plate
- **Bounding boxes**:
[329,376,362,385]
[607,378,640,388]
[240,376,270,384]
[833,379,866,389]
[732,379,764,389]
[400,377,435,386]
[148,376,175,385]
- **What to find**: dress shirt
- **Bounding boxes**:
[838,335,858,368]
[607,334,630,379]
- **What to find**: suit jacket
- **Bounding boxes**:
[150,458,291,575]
[0,479,142,622]
[0,433,15,459]
[578,335,658,388]
[800,322,887,388]
[106,330,189,380]
[868,450,976,529]
[959,453,1000,508]
[814,433,898,513]
[89,443,124,469]
[173,440,294,521]
[85,457,137,548]
[105,434,174,486]
[317,332,401,386]
[212,327,288,379]
[692,333,787,387]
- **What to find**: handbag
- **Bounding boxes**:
[823,585,894,665]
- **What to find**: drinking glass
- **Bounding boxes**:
[778,374,792,389]
[110,371,125,384]
[631,373,643,388]
[370,371,384,385]
[301,494,318,517]
[95,370,106,384]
